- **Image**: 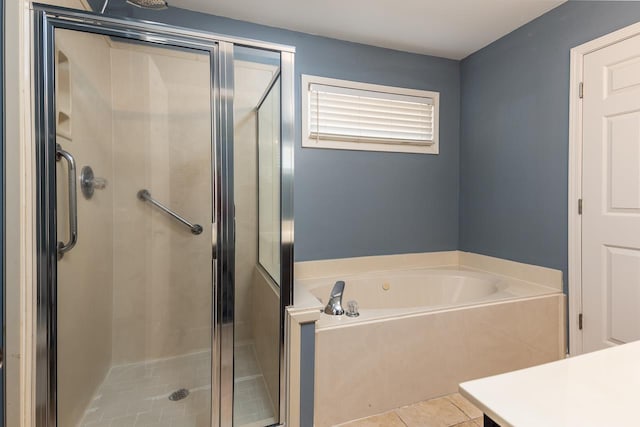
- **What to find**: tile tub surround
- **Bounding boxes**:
[296,251,565,427]
[295,251,562,292]
[314,294,565,426]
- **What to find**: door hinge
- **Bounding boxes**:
[578,313,583,330]
[578,198,583,215]
[579,82,584,99]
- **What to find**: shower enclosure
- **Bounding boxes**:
[32,4,293,426]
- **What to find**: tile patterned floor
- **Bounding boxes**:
[79,342,274,427]
[337,393,484,427]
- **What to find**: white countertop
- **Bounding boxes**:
[459,341,640,427]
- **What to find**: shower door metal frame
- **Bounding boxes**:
[32,4,295,427]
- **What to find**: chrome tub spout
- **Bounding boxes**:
[324,280,345,315]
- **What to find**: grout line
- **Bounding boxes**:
[450,402,472,419]
[395,408,413,427]
[446,394,481,421]
[394,409,410,427]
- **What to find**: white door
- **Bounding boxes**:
[583,34,640,353]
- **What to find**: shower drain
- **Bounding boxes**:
[168,388,190,401]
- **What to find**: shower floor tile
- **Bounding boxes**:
[233,342,276,427]
[79,343,275,427]
[234,341,262,378]
[79,351,212,427]
[233,377,275,427]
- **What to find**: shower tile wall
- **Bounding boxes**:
[110,44,212,364]
[250,269,280,415]
[55,28,115,427]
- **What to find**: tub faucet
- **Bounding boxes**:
[324,281,345,315]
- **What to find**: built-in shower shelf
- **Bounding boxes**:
[56,48,72,140]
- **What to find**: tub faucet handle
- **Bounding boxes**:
[346,300,360,317]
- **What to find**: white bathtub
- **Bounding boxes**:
[303,267,558,328]
[298,266,565,426]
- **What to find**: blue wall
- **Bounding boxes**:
[459,1,640,290]
[97,0,461,262]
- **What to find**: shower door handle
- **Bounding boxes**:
[56,144,78,259]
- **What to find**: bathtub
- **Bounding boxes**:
[299,266,565,426]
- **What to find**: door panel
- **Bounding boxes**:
[53,28,213,426]
[582,33,640,352]
[231,47,282,427]
[606,246,640,344]
[608,113,640,211]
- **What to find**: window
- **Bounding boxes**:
[302,75,439,154]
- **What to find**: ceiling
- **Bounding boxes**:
[167,0,566,60]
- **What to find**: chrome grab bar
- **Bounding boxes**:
[137,189,203,235]
[56,144,78,259]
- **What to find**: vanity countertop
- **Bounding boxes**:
[459,341,640,427]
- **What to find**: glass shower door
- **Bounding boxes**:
[52,28,214,427]
[35,7,294,427]
[231,47,282,427]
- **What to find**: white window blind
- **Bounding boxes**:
[308,83,435,146]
